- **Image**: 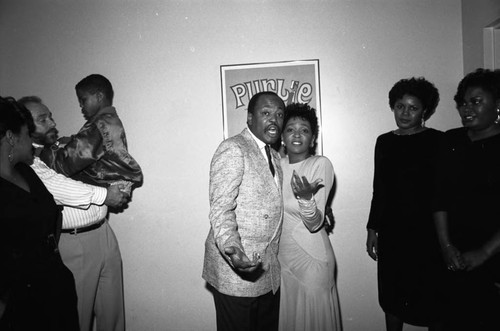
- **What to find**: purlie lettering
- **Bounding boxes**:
[229,78,313,110]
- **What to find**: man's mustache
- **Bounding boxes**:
[47,128,59,136]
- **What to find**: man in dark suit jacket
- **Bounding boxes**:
[203,91,285,331]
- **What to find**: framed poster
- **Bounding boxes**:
[221,59,322,154]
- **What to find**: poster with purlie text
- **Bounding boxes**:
[221,59,322,154]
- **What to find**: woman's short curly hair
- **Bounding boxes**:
[283,103,319,155]
[388,77,440,121]
[0,96,35,140]
[454,68,500,107]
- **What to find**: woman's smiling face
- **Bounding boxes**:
[282,116,315,161]
[458,86,499,132]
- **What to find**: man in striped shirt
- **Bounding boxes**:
[19,96,128,331]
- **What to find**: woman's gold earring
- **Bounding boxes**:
[421,111,427,127]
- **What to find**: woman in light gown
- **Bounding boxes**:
[278,103,342,331]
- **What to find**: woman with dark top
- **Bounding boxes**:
[366,78,446,331]
[0,97,79,330]
[433,68,500,331]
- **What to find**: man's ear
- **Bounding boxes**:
[247,111,253,126]
[96,91,105,103]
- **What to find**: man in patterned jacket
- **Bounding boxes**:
[203,91,285,331]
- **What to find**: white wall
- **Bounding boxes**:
[461,0,500,74]
[0,1,463,330]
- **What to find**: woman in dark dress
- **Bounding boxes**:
[366,78,446,331]
[433,68,500,331]
[0,97,79,330]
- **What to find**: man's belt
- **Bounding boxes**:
[61,218,106,235]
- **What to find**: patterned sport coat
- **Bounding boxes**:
[203,128,283,297]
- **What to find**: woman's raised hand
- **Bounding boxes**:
[291,170,323,200]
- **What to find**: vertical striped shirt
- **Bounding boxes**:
[31,156,108,228]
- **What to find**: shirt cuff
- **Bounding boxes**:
[297,197,317,216]
[92,186,107,205]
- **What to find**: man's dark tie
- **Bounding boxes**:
[265,145,275,177]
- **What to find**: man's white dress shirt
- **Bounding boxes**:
[31,156,108,229]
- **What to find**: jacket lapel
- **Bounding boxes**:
[241,129,279,187]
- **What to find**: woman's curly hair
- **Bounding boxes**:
[0,96,35,139]
[388,77,440,121]
[454,68,500,107]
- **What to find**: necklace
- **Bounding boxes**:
[392,127,427,136]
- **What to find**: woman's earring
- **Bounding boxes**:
[495,108,500,124]
[8,148,14,163]
[7,138,14,163]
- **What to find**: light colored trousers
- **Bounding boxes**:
[59,221,125,331]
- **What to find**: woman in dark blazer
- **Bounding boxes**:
[433,68,500,331]
[367,78,446,331]
[0,96,79,330]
